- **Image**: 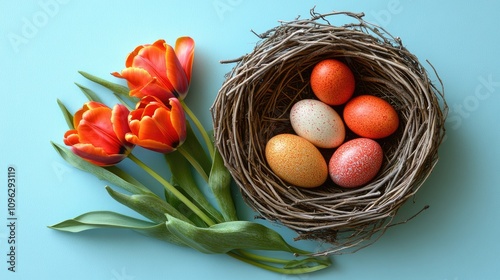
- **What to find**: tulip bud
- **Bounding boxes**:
[112,37,195,103]
[126,96,186,153]
[64,102,134,166]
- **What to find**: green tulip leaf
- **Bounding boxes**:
[208,148,237,221]
[229,250,331,274]
[49,211,186,246]
[283,257,332,269]
[56,99,74,129]
[163,179,209,227]
[165,150,224,224]
[51,142,152,195]
[49,211,154,232]
[105,186,193,225]
[75,82,103,103]
[112,92,134,111]
[178,121,212,177]
[78,71,137,103]
[165,214,310,255]
[104,166,149,192]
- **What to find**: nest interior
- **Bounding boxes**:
[211,11,447,255]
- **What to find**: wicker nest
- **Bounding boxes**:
[211,10,447,255]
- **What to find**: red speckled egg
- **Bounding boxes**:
[329,138,383,188]
[343,95,399,139]
[310,59,355,105]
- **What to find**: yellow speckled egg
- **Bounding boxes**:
[265,134,328,188]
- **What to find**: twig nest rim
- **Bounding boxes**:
[211,10,447,255]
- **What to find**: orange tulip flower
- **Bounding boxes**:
[64,102,134,166]
[126,96,186,153]
[112,37,195,103]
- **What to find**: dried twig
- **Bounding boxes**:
[211,10,447,256]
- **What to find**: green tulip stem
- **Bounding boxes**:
[226,251,328,275]
[128,153,215,227]
[233,250,290,264]
[177,145,209,182]
[181,101,215,158]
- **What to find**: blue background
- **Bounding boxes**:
[1,0,499,279]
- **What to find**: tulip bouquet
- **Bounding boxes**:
[49,37,331,275]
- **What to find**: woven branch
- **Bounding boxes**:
[211,10,448,256]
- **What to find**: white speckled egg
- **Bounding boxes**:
[290,99,345,148]
[328,138,383,188]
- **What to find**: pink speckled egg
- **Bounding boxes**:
[329,138,383,188]
[343,95,399,139]
[265,134,328,188]
[290,99,345,148]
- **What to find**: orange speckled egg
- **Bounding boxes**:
[265,134,328,188]
[343,95,399,139]
[310,59,355,105]
[329,138,383,188]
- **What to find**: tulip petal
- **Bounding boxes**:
[111,104,132,146]
[71,144,127,166]
[135,95,162,108]
[152,107,182,147]
[125,96,185,154]
[64,101,132,166]
[142,102,161,117]
[86,101,107,110]
[117,67,153,91]
[165,45,189,99]
[78,107,123,155]
[133,44,167,80]
[127,118,141,138]
[73,102,106,128]
[63,130,80,146]
[111,71,124,79]
[151,39,167,51]
[136,117,162,142]
[118,68,176,102]
[175,37,195,84]
[168,98,187,144]
[125,44,146,67]
[138,116,178,146]
[114,38,194,102]
[125,134,175,154]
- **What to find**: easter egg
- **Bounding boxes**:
[265,134,328,188]
[343,95,399,139]
[310,59,356,105]
[329,138,383,188]
[290,99,345,148]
